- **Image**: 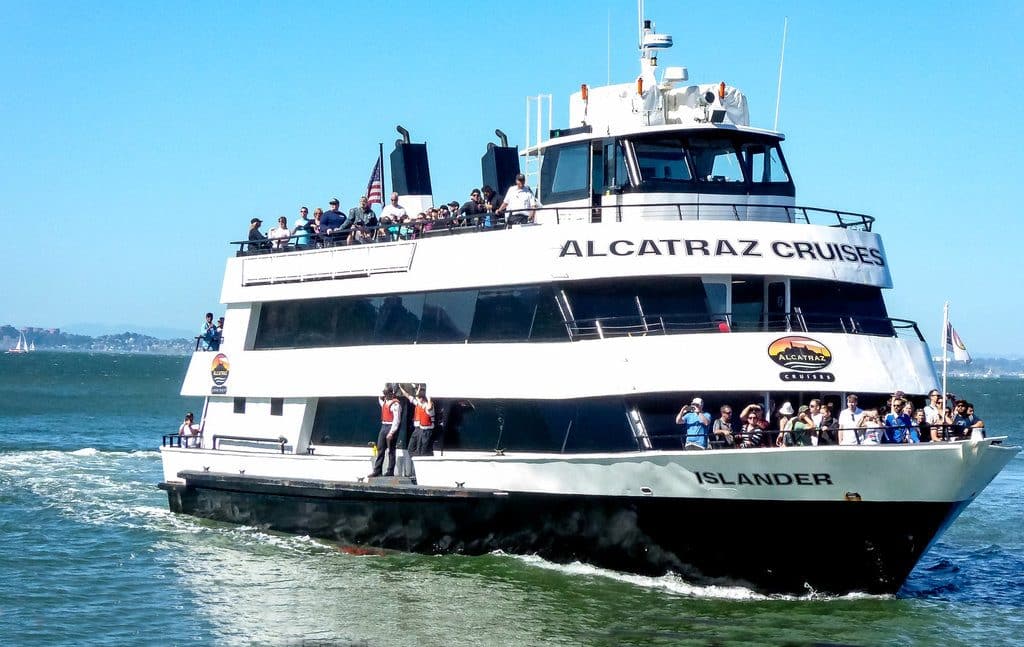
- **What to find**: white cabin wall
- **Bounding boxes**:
[200,397,309,452]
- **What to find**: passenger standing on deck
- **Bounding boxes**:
[199,312,216,350]
[838,394,864,445]
[712,405,735,447]
[247,218,271,251]
[496,173,538,225]
[399,384,435,456]
[321,198,345,244]
[675,397,711,449]
[370,386,402,477]
[293,206,311,248]
[178,412,200,448]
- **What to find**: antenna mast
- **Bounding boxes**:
[637,0,644,50]
[773,17,789,132]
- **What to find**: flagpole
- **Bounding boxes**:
[941,301,949,414]
[379,142,386,197]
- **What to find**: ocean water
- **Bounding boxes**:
[1,352,1021,646]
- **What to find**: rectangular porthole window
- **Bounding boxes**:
[233,397,246,414]
[270,398,283,416]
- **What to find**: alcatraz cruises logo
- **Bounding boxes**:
[211,353,229,394]
[768,336,835,382]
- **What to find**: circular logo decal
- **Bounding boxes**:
[211,353,230,385]
[768,336,832,372]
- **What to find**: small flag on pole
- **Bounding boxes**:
[946,322,971,363]
[366,155,384,206]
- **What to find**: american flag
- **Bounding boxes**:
[365,154,384,206]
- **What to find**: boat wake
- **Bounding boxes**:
[506,553,890,601]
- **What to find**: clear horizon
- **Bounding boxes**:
[2,1,1021,355]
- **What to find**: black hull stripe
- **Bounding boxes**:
[160,473,967,595]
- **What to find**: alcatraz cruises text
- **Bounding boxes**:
[558,238,886,266]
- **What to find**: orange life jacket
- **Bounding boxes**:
[381,398,398,423]
[414,402,434,428]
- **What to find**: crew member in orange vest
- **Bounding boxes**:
[370,385,402,477]
[400,383,434,456]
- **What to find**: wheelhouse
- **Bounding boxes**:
[538,128,795,205]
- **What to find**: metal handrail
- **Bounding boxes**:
[162,433,203,448]
[194,335,224,352]
[212,434,288,454]
[229,203,875,256]
[565,312,923,342]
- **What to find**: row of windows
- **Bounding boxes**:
[255,286,567,349]
[312,396,640,453]
[252,278,891,350]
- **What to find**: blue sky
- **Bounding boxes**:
[2,1,1021,355]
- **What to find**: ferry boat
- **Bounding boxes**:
[158,13,1019,595]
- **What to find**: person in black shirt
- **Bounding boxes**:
[247,218,271,252]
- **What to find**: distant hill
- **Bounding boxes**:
[1,325,191,355]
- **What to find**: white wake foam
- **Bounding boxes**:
[507,553,891,601]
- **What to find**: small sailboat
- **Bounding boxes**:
[6,331,29,354]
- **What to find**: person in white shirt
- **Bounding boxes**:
[837,394,864,445]
[496,173,537,225]
[268,216,292,249]
[178,411,200,448]
[380,192,407,222]
[857,409,884,445]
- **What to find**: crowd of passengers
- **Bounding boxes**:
[246,179,539,252]
[675,390,986,450]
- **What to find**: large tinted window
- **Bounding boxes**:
[419,290,477,343]
[439,397,637,453]
[563,277,713,332]
[312,397,388,446]
[731,276,765,331]
[791,280,892,335]
[470,287,539,342]
[374,294,424,343]
[255,286,569,349]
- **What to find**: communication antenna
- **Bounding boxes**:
[637,0,644,50]
[773,17,789,132]
[607,8,612,85]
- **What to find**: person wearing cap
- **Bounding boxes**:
[496,173,538,226]
[247,217,271,252]
[838,394,864,445]
[320,198,345,244]
[459,188,486,225]
[675,397,711,449]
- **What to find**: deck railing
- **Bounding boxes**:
[565,312,924,342]
[231,203,874,256]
